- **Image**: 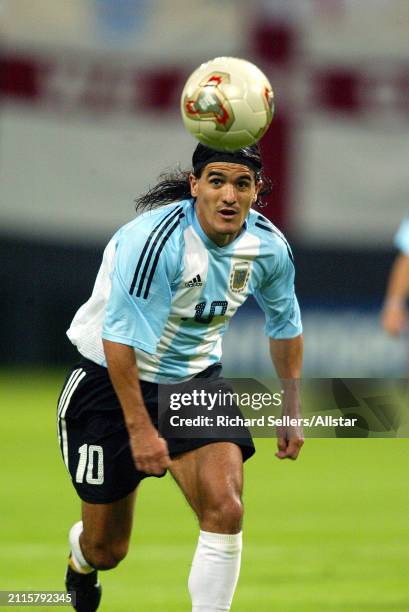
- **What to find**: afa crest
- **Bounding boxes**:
[183,72,235,132]
[230,262,251,293]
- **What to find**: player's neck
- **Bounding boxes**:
[195,208,244,248]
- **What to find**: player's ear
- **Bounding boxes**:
[189,173,199,197]
[254,179,262,201]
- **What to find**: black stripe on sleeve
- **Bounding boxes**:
[255,222,273,233]
[129,206,183,295]
[136,210,184,298]
[255,222,294,263]
[142,213,185,299]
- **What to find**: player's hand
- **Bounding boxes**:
[381,302,407,337]
[275,426,304,460]
[129,426,171,475]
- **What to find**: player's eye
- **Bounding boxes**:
[209,178,223,186]
[237,180,251,189]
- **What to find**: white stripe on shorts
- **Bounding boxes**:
[58,369,83,420]
[57,368,83,445]
[57,368,86,469]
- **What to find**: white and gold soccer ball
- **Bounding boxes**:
[180,56,274,152]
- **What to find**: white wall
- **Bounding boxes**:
[1,0,409,246]
[292,117,409,247]
[0,105,198,242]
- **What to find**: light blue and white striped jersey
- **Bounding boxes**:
[395,216,409,255]
[67,198,302,383]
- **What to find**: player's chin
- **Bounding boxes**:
[215,217,241,235]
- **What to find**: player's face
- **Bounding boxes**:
[190,162,261,247]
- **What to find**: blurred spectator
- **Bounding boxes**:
[381,215,409,336]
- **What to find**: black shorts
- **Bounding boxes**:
[57,358,255,504]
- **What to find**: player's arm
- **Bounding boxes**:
[101,223,178,475]
[381,253,409,336]
[103,339,170,475]
[253,234,304,460]
[269,335,304,460]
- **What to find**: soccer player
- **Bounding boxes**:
[381,215,409,336]
[57,143,304,612]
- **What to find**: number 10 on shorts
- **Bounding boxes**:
[75,444,104,485]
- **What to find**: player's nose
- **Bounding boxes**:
[222,183,237,204]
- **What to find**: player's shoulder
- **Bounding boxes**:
[114,199,193,247]
[247,209,292,256]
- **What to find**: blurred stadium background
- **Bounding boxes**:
[2,2,409,611]
[1,0,409,376]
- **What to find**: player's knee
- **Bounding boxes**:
[201,496,243,533]
[220,497,244,532]
[85,540,129,570]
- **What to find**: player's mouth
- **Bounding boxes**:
[218,208,238,220]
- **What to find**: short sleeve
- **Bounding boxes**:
[254,241,302,339]
[102,228,174,354]
[394,217,409,255]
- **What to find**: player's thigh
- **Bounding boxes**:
[81,489,137,548]
[169,441,243,518]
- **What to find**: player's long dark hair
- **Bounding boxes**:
[134,143,273,213]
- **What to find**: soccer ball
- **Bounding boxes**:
[180,56,274,152]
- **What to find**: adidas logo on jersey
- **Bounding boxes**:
[184,274,203,288]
